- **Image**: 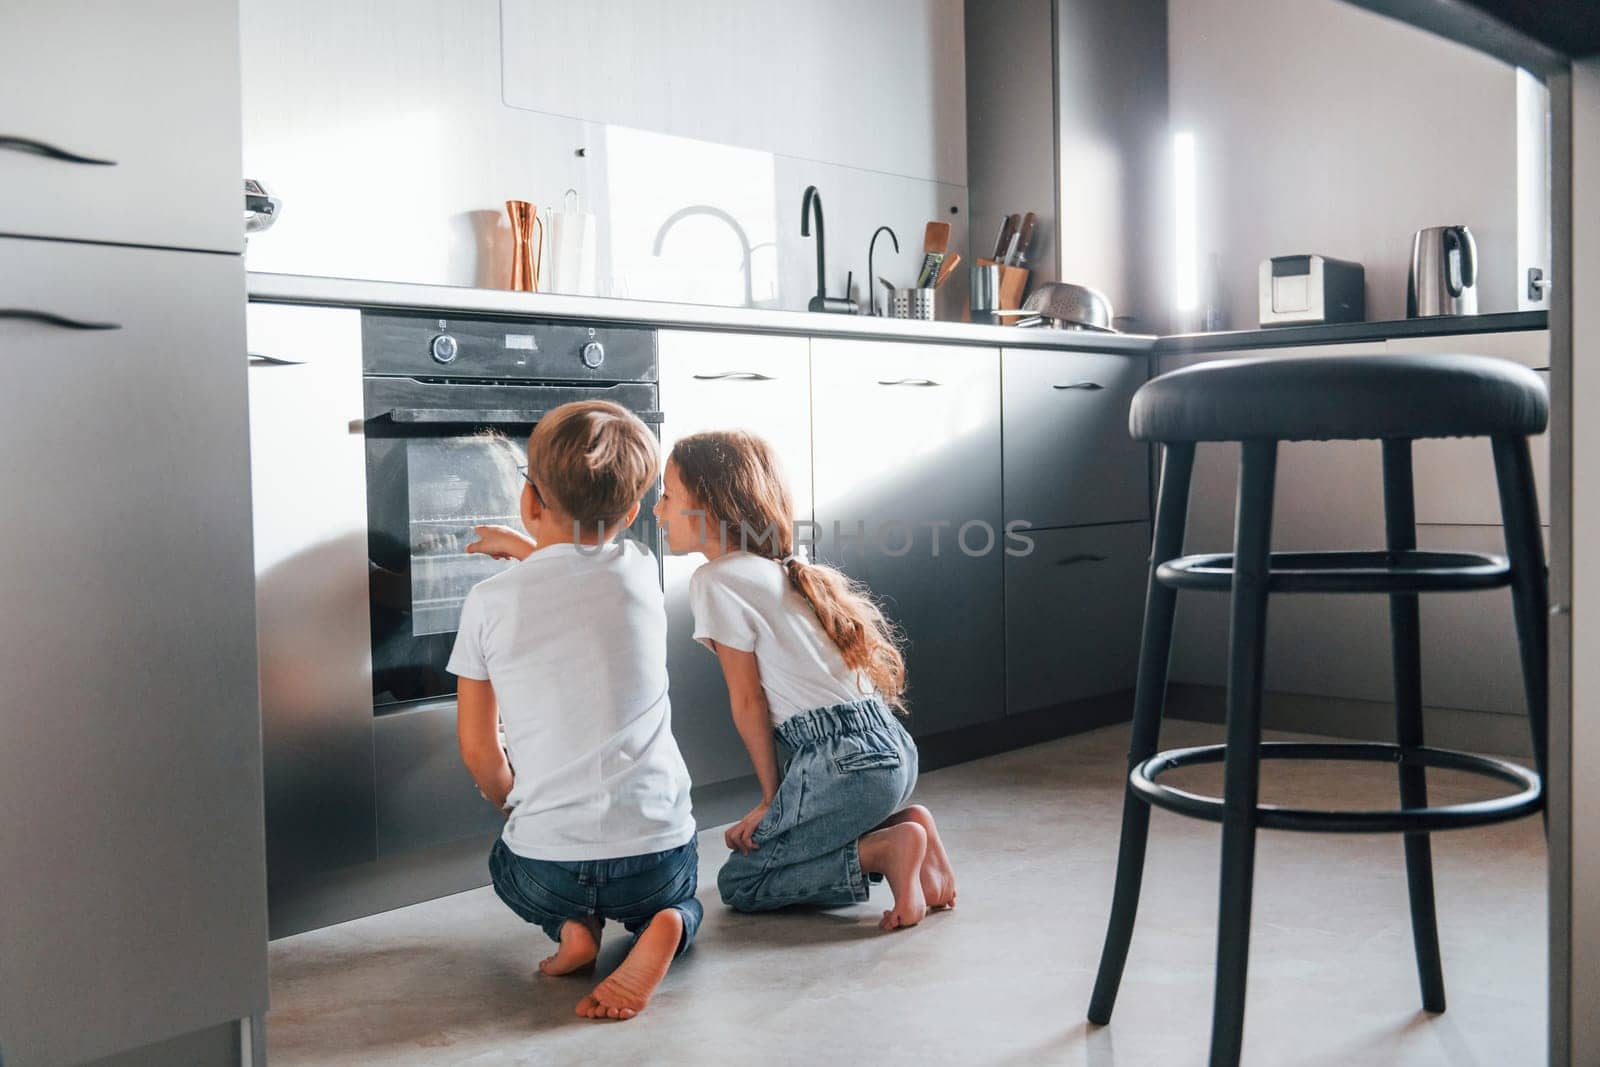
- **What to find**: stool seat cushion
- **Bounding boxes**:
[1129,352,1549,443]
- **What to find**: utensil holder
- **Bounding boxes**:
[891,288,936,320]
[977,257,1029,311]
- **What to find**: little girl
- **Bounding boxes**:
[653,430,956,930]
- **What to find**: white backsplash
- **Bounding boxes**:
[240,0,968,314]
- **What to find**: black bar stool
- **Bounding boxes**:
[1085,352,1549,1067]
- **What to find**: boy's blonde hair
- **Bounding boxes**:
[527,400,659,530]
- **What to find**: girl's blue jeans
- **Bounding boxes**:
[717,696,918,912]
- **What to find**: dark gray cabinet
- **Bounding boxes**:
[1001,348,1150,528]
[0,239,266,1065]
[811,339,1005,735]
[1004,523,1151,715]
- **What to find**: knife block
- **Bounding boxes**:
[977,258,1029,310]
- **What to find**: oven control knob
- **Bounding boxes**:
[580,340,606,369]
[430,334,459,364]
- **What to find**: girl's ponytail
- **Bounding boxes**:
[782,557,907,713]
[670,430,909,713]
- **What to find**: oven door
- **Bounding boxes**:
[364,376,661,712]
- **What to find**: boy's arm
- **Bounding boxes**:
[712,642,781,853]
[456,677,514,813]
[466,524,536,561]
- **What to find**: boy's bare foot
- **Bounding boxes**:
[859,822,928,931]
[539,917,601,976]
[881,805,958,909]
[575,909,684,1021]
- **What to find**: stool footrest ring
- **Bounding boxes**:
[1156,549,1511,594]
[1130,741,1542,833]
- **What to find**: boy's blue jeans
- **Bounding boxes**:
[718,696,918,912]
[489,836,703,955]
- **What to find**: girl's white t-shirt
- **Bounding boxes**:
[688,551,872,725]
[448,539,695,862]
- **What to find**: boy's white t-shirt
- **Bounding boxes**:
[447,539,695,862]
[688,551,872,725]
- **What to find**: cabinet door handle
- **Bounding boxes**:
[0,135,117,166]
[692,371,775,381]
[1055,553,1108,566]
[1052,381,1105,391]
[248,353,308,366]
[0,308,121,331]
[877,377,942,387]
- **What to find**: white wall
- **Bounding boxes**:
[239,0,967,313]
[1168,0,1520,327]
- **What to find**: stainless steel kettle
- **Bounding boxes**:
[1408,225,1478,317]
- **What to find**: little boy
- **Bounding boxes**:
[450,400,698,1022]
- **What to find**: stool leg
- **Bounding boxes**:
[1490,435,1550,797]
[1210,439,1276,1067]
[1381,438,1447,1013]
[1087,442,1196,1025]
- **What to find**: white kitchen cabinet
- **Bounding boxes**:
[0,1,244,253]
[1383,332,1551,526]
[1001,348,1149,529]
[811,339,1004,736]
[1004,523,1149,715]
[0,238,266,1064]
[659,330,814,786]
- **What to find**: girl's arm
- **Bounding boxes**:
[713,641,781,853]
[456,677,514,812]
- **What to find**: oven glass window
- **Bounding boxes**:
[406,436,521,636]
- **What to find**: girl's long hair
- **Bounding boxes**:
[670,430,908,713]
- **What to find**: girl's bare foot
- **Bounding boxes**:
[859,822,928,931]
[882,805,957,909]
[539,917,601,976]
[575,909,684,1021]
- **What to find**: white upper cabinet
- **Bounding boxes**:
[0,1,244,253]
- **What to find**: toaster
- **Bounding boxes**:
[1258,254,1365,326]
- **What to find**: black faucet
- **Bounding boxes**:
[867,225,899,316]
[801,185,858,314]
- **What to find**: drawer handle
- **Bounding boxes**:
[877,377,942,387]
[1055,553,1108,566]
[248,353,308,366]
[691,371,775,381]
[0,135,116,166]
[0,308,121,331]
[1053,381,1105,391]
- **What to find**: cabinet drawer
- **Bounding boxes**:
[0,1,243,252]
[812,339,1004,735]
[659,331,813,786]
[1002,348,1149,528]
[1005,523,1149,714]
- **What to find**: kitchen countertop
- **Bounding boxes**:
[246,272,1157,355]
[247,273,1548,355]
[1154,310,1548,354]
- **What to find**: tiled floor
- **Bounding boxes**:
[266,720,1546,1066]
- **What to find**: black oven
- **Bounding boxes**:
[361,311,661,712]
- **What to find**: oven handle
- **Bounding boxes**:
[375,407,665,426]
